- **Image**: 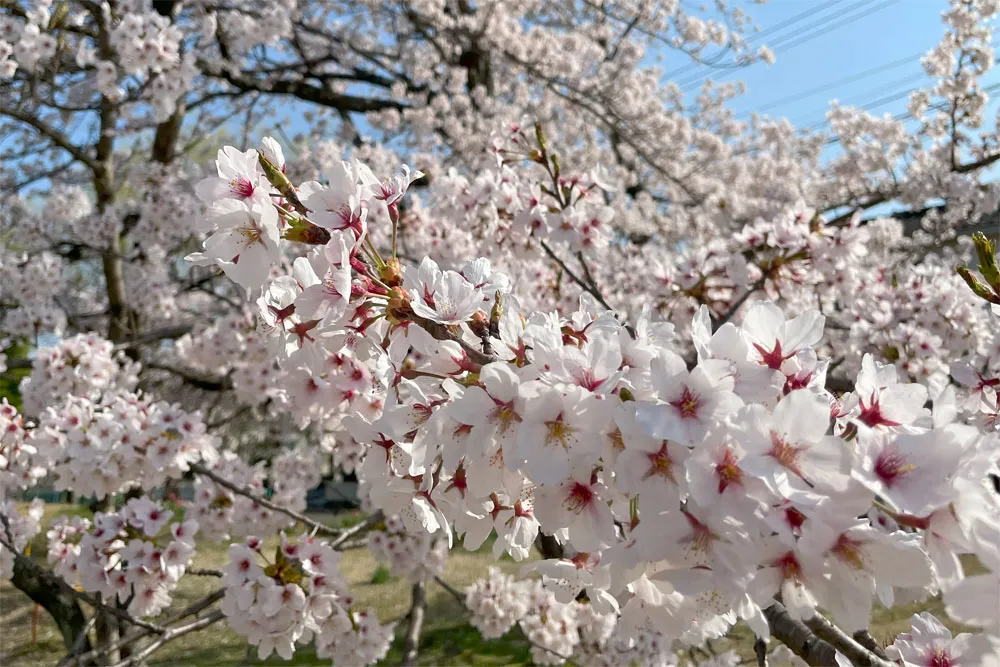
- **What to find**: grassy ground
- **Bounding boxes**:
[0,503,983,666]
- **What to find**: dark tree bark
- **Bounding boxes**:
[9,550,92,655]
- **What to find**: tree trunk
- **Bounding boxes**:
[10,556,92,655]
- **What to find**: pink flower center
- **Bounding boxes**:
[874,447,914,488]
[564,482,594,513]
[927,649,954,667]
[670,387,701,419]
[229,177,255,199]
[714,447,744,493]
[753,339,790,370]
[858,392,902,428]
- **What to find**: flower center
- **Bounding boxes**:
[564,482,594,513]
[229,177,255,199]
[489,401,522,434]
[715,447,744,493]
[858,392,902,428]
[644,442,676,481]
[928,648,954,667]
[670,387,701,419]
[769,432,806,477]
[545,415,574,448]
[874,446,914,488]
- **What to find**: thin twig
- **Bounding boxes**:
[55,612,99,667]
[189,463,342,537]
[714,277,766,330]
[107,610,225,667]
[328,511,384,550]
[70,589,225,665]
[433,575,466,606]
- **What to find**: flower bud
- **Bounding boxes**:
[972,232,1000,291]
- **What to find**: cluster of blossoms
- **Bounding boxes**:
[0,399,46,578]
[367,514,449,583]
[32,391,215,499]
[0,249,69,340]
[0,398,45,491]
[465,567,765,667]
[221,534,392,664]
[180,135,1000,664]
[46,498,198,617]
[7,0,1000,664]
[0,497,42,579]
[18,333,137,417]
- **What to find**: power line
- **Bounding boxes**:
[736,50,924,117]
[744,38,1000,122]
[765,0,904,52]
[821,80,1000,146]
[795,71,930,128]
[678,0,903,92]
[676,0,875,89]
[663,0,850,81]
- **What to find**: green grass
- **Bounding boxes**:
[0,504,986,666]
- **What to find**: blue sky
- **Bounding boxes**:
[679,0,994,136]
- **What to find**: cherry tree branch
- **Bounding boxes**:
[762,601,838,666]
[0,105,98,171]
[67,589,226,666]
[0,530,163,635]
[409,313,497,366]
[804,612,894,667]
[142,362,231,392]
[328,511,385,550]
[539,239,632,336]
[714,277,767,330]
[188,462,342,537]
[106,610,225,667]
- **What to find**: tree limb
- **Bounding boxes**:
[189,462,343,537]
[805,612,894,667]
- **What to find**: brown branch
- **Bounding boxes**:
[142,362,231,392]
[805,613,894,667]
[115,324,194,350]
[714,277,766,329]
[0,532,163,635]
[408,313,497,366]
[540,240,607,308]
[205,64,409,114]
[0,105,97,171]
[762,601,838,666]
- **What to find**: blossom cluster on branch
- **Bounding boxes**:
[170,133,1000,663]
[5,0,1000,664]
